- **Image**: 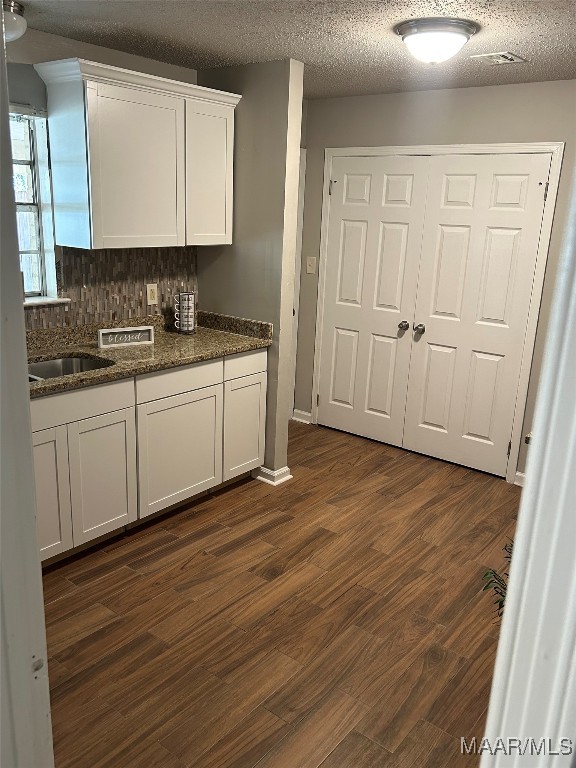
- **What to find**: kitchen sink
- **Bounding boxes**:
[28,356,114,381]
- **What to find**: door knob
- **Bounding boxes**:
[413,323,426,334]
[398,320,410,331]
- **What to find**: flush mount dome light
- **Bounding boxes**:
[3,0,27,42]
[394,17,479,64]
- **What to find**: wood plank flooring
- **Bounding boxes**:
[43,422,520,768]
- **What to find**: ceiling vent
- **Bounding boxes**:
[470,51,527,65]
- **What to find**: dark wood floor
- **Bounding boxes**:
[43,421,520,768]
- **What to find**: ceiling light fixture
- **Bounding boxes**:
[3,0,27,42]
[394,17,479,64]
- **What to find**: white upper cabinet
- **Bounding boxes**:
[86,82,185,249]
[186,100,235,245]
[35,59,240,249]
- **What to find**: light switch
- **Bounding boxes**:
[146,283,158,304]
[306,256,317,275]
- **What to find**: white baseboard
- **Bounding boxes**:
[292,409,312,424]
[252,466,293,486]
[515,472,526,487]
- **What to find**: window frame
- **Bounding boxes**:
[9,108,57,301]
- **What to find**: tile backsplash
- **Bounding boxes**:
[24,245,198,330]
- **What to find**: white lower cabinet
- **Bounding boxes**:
[223,372,267,481]
[31,381,137,560]
[31,350,267,559]
[68,408,138,545]
[137,384,223,518]
[32,426,73,560]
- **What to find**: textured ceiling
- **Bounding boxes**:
[19,0,576,98]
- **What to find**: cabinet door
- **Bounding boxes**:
[223,372,267,481]
[186,99,234,245]
[68,408,137,545]
[32,427,73,561]
[86,81,185,248]
[137,384,223,518]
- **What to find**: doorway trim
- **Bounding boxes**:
[289,148,307,419]
[311,142,564,482]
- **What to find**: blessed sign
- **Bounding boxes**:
[98,326,155,349]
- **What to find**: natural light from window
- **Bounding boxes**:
[9,112,57,299]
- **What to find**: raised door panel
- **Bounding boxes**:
[337,220,367,304]
[68,408,137,545]
[186,100,234,245]
[86,81,185,248]
[329,328,359,408]
[32,427,73,561]
[317,154,429,446]
[403,152,551,475]
[415,343,457,433]
[137,384,223,518]
[374,222,409,312]
[223,372,267,481]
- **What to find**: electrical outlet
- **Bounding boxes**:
[146,283,158,304]
[306,256,317,275]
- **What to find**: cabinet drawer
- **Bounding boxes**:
[224,350,267,381]
[30,379,135,432]
[136,359,223,403]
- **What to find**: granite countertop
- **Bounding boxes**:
[27,312,273,399]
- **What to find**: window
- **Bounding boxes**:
[9,113,56,298]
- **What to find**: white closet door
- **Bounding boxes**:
[403,153,550,475]
[317,155,429,445]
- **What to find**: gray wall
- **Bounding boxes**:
[295,79,576,473]
[6,27,197,83]
[7,63,46,111]
[197,59,304,473]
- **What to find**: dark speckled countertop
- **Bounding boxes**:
[28,312,272,399]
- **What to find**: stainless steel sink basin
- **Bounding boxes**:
[28,357,114,381]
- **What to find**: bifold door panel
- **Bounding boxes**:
[317,155,430,447]
[403,153,551,473]
[317,151,551,476]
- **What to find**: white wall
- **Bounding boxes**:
[294,79,576,472]
[197,59,304,473]
[6,27,197,83]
